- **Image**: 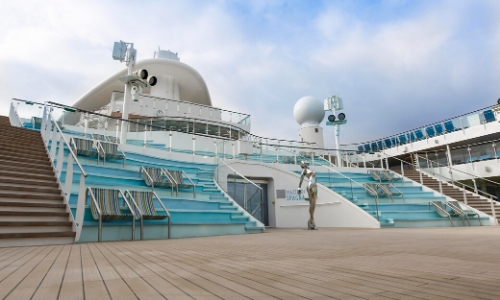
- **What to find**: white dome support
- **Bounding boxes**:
[293,96,325,149]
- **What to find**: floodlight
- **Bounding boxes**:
[148,76,157,86]
[112,41,127,62]
[328,115,335,122]
[133,69,148,80]
[338,113,346,121]
[498,98,500,105]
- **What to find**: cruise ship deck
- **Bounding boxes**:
[1,227,499,299]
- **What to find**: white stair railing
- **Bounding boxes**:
[41,104,88,242]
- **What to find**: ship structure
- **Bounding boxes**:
[2,44,499,247]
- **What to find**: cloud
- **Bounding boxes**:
[1,0,499,149]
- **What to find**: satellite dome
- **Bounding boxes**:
[293,96,325,127]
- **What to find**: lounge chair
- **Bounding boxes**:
[167,169,196,198]
[71,137,100,164]
[86,187,137,242]
[139,166,176,195]
[125,190,171,239]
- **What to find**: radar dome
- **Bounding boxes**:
[293,96,325,127]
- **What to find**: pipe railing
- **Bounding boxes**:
[321,165,381,221]
[41,104,88,242]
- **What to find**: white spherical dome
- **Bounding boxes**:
[293,96,325,126]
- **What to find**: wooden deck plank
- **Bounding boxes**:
[94,242,165,300]
[1,227,499,300]
[86,243,137,300]
[31,244,71,300]
[81,243,110,300]
[0,246,54,299]
[58,244,84,300]
[4,245,63,300]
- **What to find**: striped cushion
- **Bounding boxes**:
[129,191,167,220]
[73,138,98,157]
[143,167,173,187]
[100,142,124,159]
[168,170,191,188]
[90,188,132,221]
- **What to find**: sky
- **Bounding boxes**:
[1,0,499,148]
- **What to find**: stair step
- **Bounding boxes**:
[0,231,75,239]
[0,176,58,188]
[0,159,53,172]
[0,201,66,208]
[0,170,56,181]
[0,211,69,217]
[0,184,61,194]
[0,150,48,161]
[0,192,64,200]
[0,225,73,233]
[0,154,50,164]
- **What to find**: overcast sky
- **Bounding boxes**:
[1,0,499,148]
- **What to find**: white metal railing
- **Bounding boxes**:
[321,165,381,221]
[41,104,88,242]
[9,101,23,127]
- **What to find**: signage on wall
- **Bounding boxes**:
[286,189,308,201]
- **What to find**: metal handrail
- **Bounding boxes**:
[343,103,499,148]
[429,201,455,226]
[51,116,87,177]
[137,93,251,119]
[96,140,127,167]
[180,170,196,198]
[415,153,500,193]
[321,165,380,220]
[215,156,262,191]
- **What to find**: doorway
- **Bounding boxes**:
[227,179,269,226]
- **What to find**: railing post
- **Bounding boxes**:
[490,198,497,224]
[415,155,423,185]
[169,130,172,152]
[260,139,263,162]
[64,154,74,201]
[50,130,58,160]
[192,135,195,155]
[438,179,443,194]
[463,188,468,205]
[472,178,478,194]
[143,126,147,148]
[74,177,86,242]
[363,154,367,169]
[56,134,65,176]
[401,161,404,177]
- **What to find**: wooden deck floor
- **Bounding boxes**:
[0,227,499,299]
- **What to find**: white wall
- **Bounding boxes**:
[216,160,380,228]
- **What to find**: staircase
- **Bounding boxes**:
[0,116,75,247]
[396,169,500,224]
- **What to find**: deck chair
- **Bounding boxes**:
[71,137,100,164]
[368,170,382,181]
[446,200,482,226]
[91,134,106,141]
[380,170,403,185]
[125,190,171,240]
[98,141,126,167]
[363,183,380,203]
[444,120,455,133]
[378,184,405,203]
[483,109,495,123]
[86,187,136,242]
[139,166,175,195]
[430,201,455,226]
[167,169,196,198]
[435,124,444,136]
